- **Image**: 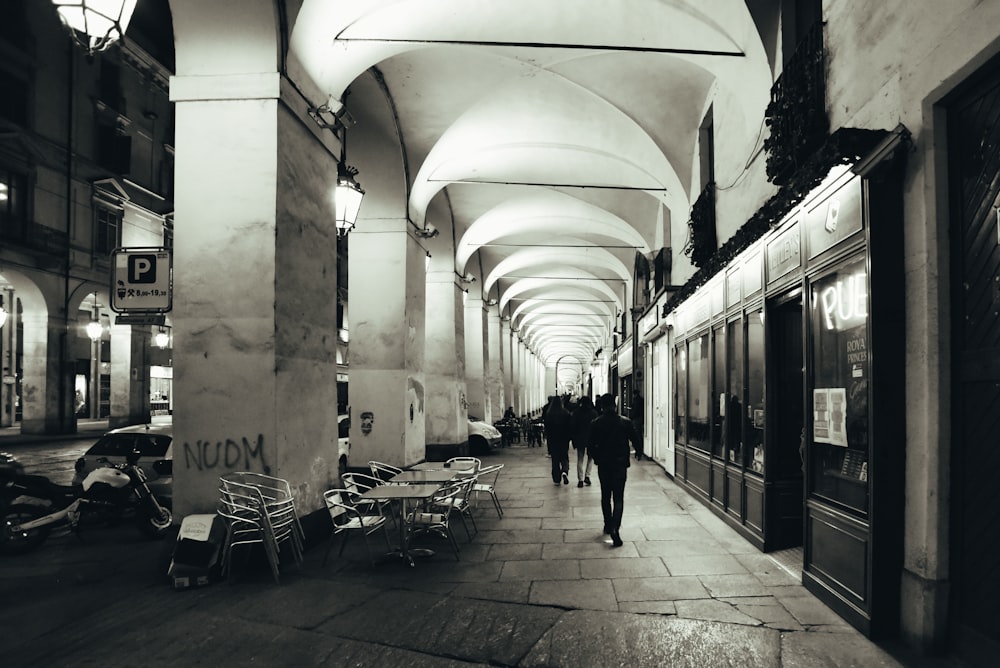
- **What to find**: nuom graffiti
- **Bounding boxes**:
[183,434,270,473]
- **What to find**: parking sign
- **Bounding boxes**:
[111,247,172,313]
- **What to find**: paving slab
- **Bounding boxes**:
[520,611,782,668]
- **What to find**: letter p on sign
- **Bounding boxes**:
[129,254,157,283]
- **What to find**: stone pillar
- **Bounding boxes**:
[464,297,488,421]
[501,320,514,416]
[170,75,341,518]
[350,221,427,467]
[109,324,151,428]
[486,309,504,422]
[425,270,468,459]
[545,364,557,398]
[1,288,17,428]
[511,333,522,416]
[19,312,75,434]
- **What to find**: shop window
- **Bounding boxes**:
[94,205,121,256]
[711,324,726,458]
[808,257,870,512]
[687,333,710,451]
[0,169,27,241]
[674,346,686,443]
[746,310,765,473]
[726,318,744,464]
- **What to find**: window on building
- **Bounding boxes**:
[726,317,744,464]
[0,0,28,50]
[711,324,726,458]
[674,345,687,443]
[687,333,710,451]
[0,69,29,126]
[809,257,870,513]
[781,0,823,66]
[96,123,132,175]
[94,205,121,256]
[699,106,715,192]
[746,309,765,474]
[0,169,27,242]
[99,60,124,112]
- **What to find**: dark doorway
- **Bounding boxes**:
[766,293,804,550]
[947,54,1000,663]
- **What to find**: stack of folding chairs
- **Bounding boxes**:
[217,472,304,583]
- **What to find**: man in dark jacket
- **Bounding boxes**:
[543,395,573,485]
[589,393,639,546]
[571,396,598,487]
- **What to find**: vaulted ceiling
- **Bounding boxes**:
[286,0,774,385]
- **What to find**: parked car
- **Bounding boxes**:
[73,423,173,503]
[338,414,350,476]
[467,416,502,454]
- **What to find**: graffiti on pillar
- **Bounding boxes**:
[182,434,270,474]
[460,391,468,410]
[361,411,374,435]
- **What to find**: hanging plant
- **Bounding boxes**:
[684,182,717,268]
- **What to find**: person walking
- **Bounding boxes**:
[589,393,639,547]
[571,396,598,487]
[630,390,645,460]
[543,395,573,486]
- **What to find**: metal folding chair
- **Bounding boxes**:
[323,488,392,567]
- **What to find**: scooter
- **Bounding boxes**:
[0,448,172,555]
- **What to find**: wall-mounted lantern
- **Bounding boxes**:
[52,0,137,56]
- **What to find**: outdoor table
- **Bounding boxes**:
[391,469,474,485]
[357,482,442,567]
[410,462,476,474]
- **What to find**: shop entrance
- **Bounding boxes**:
[766,293,804,550]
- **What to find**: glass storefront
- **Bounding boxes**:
[808,257,869,512]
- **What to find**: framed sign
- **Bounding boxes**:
[110,247,173,313]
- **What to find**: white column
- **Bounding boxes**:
[350,221,427,467]
[109,323,151,428]
[464,297,488,421]
[171,77,341,517]
[486,308,504,422]
[425,269,468,458]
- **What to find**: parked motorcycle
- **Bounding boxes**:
[0,448,172,555]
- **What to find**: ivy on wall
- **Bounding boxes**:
[663,127,890,318]
[684,182,716,269]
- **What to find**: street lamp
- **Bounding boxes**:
[153,327,169,349]
[335,127,365,237]
[86,319,103,341]
[51,0,137,56]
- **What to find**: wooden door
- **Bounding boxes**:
[948,55,1000,663]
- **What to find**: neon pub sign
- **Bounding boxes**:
[814,271,867,331]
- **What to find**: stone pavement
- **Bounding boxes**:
[0,438,954,667]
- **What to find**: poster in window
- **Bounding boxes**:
[828,387,847,447]
[813,388,830,443]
